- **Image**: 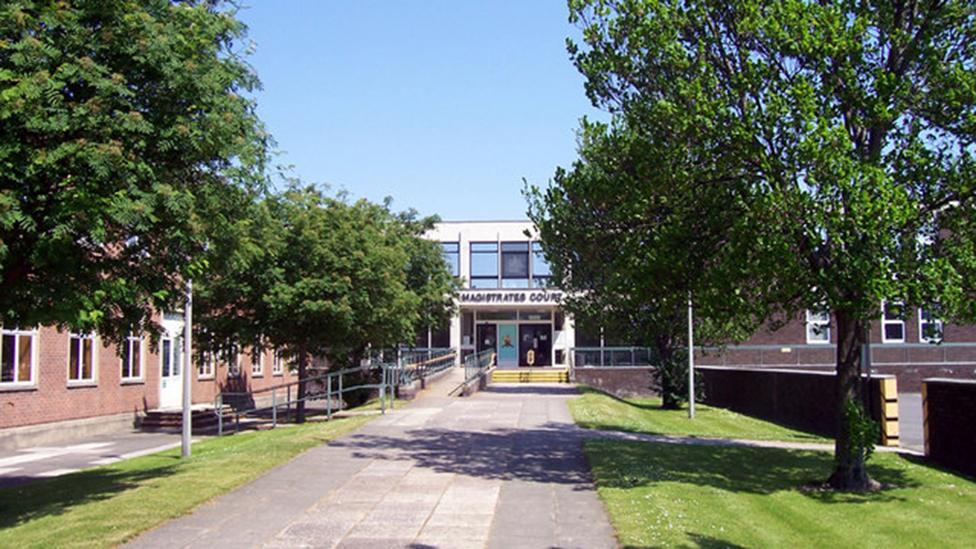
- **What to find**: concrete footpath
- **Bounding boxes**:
[127,372,618,549]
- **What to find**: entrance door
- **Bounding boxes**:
[476,324,497,356]
[496,323,518,367]
[519,324,552,367]
[159,323,183,409]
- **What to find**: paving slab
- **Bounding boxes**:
[125,372,618,549]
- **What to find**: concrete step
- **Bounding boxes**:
[491,369,570,383]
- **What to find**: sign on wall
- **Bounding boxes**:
[457,290,563,305]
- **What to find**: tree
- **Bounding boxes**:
[527,117,762,409]
[0,0,269,344]
[195,185,456,421]
[560,0,976,490]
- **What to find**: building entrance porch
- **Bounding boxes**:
[473,311,554,368]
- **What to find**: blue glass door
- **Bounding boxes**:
[496,324,518,367]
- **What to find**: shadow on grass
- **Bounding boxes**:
[586,439,919,503]
[0,457,181,529]
[576,386,826,442]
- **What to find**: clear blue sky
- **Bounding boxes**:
[237,1,603,220]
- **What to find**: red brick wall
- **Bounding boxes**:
[1,327,296,430]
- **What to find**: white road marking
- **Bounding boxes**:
[37,468,79,477]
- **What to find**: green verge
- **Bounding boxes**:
[570,386,829,442]
[585,439,976,548]
[0,414,373,549]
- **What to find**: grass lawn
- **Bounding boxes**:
[586,439,976,548]
[571,386,829,442]
[0,414,372,549]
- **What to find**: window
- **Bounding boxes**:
[531,242,551,288]
[1,327,34,385]
[501,242,530,288]
[223,345,241,377]
[470,242,499,288]
[805,309,830,344]
[121,335,143,380]
[919,307,944,343]
[442,242,460,277]
[431,320,451,348]
[68,333,96,382]
[198,351,214,379]
[881,301,905,343]
[272,348,284,376]
[251,347,264,377]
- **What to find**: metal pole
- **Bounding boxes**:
[327,374,333,420]
[380,364,386,415]
[688,292,695,419]
[272,387,277,428]
[182,279,193,457]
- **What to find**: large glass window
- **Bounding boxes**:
[881,301,905,343]
[442,242,460,277]
[1,327,34,385]
[806,309,830,344]
[501,241,530,288]
[531,242,551,287]
[121,335,142,380]
[919,307,944,343]
[69,332,95,382]
[470,242,499,288]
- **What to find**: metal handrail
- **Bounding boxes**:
[215,362,396,435]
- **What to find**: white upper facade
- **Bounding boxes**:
[427,220,562,306]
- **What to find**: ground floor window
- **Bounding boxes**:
[252,347,264,377]
[881,301,905,343]
[805,309,830,344]
[272,348,285,376]
[69,332,96,382]
[121,335,142,380]
[198,351,215,379]
[919,307,944,343]
[1,327,34,385]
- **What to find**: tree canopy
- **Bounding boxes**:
[540,0,976,490]
[194,184,457,421]
[0,0,269,343]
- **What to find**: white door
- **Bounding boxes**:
[159,321,184,409]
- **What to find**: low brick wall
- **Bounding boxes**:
[698,366,898,444]
[923,378,976,477]
[573,367,659,398]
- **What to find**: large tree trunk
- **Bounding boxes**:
[655,334,682,410]
[828,309,874,490]
[296,345,307,424]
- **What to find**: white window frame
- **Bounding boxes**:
[251,347,264,377]
[198,351,215,379]
[224,345,242,377]
[805,309,831,344]
[0,327,37,387]
[881,301,906,344]
[120,334,144,382]
[272,348,284,376]
[919,307,944,344]
[68,332,97,384]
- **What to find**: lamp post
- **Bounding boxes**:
[688,292,695,419]
[182,279,193,458]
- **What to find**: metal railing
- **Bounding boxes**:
[214,362,396,435]
[570,346,658,368]
[463,349,496,383]
[393,348,456,386]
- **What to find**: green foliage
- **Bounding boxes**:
[844,399,880,463]
[650,348,704,409]
[551,0,976,487]
[194,184,457,369]
[0,1,269,344]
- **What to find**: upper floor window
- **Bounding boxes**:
[121,335,143,380]
[470,242,499,288]
[1,327,35,385]
[531,242,551,288]
[442,242,460,277]
[805,309,830,344]
[69,332,96,382]
[501,242,530,288]
[881,301,905,343]
[251,347,264,377]
[919,307,944,343]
